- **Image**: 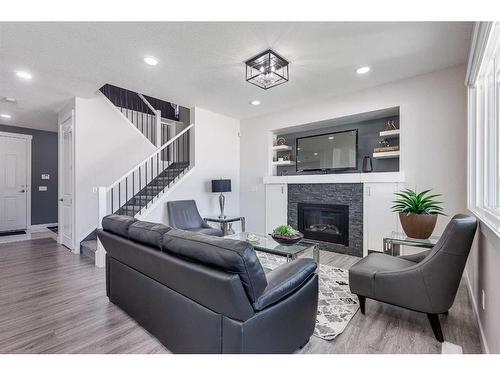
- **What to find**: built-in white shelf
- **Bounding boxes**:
[272,160,296,166]
[263,171,405,185]
[373,150,400,159]
[272,145,292,152]
[379,129,400,138]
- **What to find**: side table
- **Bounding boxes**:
[204,216,246,236]
[383,231,440,256]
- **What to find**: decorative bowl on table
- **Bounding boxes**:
[271,225,304,245]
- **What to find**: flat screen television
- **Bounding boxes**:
[296,129,358,172]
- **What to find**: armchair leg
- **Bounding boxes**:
[427,313,444,342]
[357,295,366,314]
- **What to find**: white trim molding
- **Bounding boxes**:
[467,21,500,237]
[465,22,495,87]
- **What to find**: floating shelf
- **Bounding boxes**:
[272,160,296,166]
[379,129,400,138]
[272,145,292,151]
[373,151,400,159]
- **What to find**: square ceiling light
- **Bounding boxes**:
[245,49,289,90]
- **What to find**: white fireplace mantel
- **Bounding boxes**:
[263,171,405,185]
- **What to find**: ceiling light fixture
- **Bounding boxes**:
[328,136,335,140]
[313,152,319,156]
[356,66,371,75]
[245,49,289,90]
[1,113,12,119]
[2,97,17,103]
[16,71,33,80]
[250,100,260,106]
[144,56,159,66]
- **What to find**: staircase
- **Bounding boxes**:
[81,85,193,264]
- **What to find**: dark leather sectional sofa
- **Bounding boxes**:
[97,215,319,354]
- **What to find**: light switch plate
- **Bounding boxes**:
[39,186,48,191]
[41,174,50,180]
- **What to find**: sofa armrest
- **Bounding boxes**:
[253,258,317,311]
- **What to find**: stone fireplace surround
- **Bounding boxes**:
[288,183,363,257]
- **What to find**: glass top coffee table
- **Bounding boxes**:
[225,232,319,264]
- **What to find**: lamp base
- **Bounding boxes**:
[219,193,226,219]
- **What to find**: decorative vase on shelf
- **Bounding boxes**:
[362,156,373,172]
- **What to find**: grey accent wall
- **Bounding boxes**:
[276,116,399,176]
[0,124,58,225]
[288,183,363,257]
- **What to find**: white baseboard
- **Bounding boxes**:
[464,270,490,354]
[29,222,58,231]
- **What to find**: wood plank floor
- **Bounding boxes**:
[0,238,482,354]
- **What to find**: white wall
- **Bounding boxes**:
[144,107,241,225]
[73,94,156,244]
[240,65,467,234]
[466,226,500,353]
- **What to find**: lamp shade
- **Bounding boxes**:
[212,179,231,193]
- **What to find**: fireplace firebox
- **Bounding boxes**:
[297,203,349,246]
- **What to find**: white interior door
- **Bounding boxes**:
[59,116,74,250]
[0,135,28,232]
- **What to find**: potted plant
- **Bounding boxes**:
[391,188,445,239]
[271,225,304,245]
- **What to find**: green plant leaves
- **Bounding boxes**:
[273,225,299,236]
[391,188,445,215]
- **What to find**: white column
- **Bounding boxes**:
[95,186,107,268]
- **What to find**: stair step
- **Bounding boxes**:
[81,239,97,261]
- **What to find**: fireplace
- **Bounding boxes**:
[297,203,349,246]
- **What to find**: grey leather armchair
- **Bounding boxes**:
[349,214,477,342]
[167,200,223,237]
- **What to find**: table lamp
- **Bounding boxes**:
[211,179,231,219]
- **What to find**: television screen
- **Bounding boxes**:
[296,129,358,171]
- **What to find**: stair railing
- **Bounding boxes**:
[95,123,194,267]
[100,84,169,147]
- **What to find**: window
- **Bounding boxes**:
[468,23,500,232]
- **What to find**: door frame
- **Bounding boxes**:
[57,110,76,252]
[0,131,32,231]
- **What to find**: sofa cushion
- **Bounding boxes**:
[102,214,137,238]
[129,220,172,249]
[162,229,267,303]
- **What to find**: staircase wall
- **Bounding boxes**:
[144,107,241,227]
[73,93,156,245]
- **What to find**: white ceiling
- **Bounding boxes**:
[0,22,472,132]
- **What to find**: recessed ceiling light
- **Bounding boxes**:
[250,100,260,106]
[313,152,319,156]
[2,97,17,103]
[1,113,12,119]
[328,136,334,140]
[143,56,159,66]
[16,71,33,80]
[356,66,371,75]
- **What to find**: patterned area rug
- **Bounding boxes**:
[256,251,359,340]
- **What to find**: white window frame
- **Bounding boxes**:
[467,22,500,236]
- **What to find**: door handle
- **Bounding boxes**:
[19,189,26,193]
[59,198,64,202]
